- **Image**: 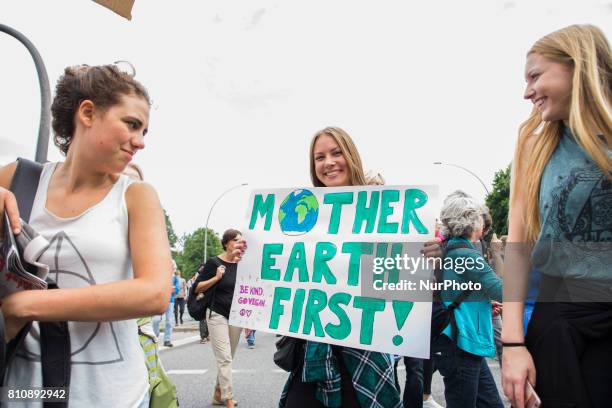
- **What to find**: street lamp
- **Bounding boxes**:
[433,162,490,196]
[0,23,51,163]
[203,183,249,262]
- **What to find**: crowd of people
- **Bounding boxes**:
[0,23,610,408]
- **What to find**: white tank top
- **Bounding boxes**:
[6,162,148,407]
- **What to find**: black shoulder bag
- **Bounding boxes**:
[273,336,306,372]
[1,158,71,407]
[187,258,221,321]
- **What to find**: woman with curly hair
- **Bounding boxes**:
[0,64,171,407]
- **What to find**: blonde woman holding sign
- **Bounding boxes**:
[279,127,403,408]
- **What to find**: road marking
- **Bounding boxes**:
[167,368,287,375]
[159,335,201,351]
[167,369,208,375]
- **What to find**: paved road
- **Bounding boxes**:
[159,319,508,408]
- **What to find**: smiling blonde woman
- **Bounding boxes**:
[502,24,612,408]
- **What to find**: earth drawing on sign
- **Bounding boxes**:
[278,189,319,235]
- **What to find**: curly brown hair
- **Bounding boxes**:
[51,64,150,155]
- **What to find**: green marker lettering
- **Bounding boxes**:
[341,242,374,286]
[353,296,386,345]
[249,194,275,231]
[302,289,328,338]
[401,189,428,234]
[325,292,352,340]
[323,192,354,234]
[284,242,309,282]
[377,189,400,233]
[373,243,404,286]
[289,288,306,333]
[353,191,380,234]
[261,243,283,281]
[269,287,292,329]
[312,242,337,284]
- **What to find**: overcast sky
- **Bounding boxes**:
[1,0,611,242]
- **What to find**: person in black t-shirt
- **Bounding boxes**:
[194,229,246,408]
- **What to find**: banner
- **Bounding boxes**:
[229,185,438,357]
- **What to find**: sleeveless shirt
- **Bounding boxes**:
[5,162,148,407]
[532,126,611,287]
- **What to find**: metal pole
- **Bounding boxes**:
[433,161,490,195]
[203,183,248,262]
[0,23,51,163]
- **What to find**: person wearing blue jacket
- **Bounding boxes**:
[153,263,181,347]
[433,193,504,408]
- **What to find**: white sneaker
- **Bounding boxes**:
[423,395,444,408]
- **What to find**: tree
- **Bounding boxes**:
[174,228,223,278]
[485,164,511,236]
[164,209,178,249]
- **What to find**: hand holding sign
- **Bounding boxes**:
[229,240,248,262]
[421,239,443,259]
[230,185,438,358]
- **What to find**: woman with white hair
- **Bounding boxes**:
[432,194,503,408]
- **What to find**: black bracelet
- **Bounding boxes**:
[502,342,526,347]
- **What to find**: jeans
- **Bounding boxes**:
[246,330,256,346]
[153,301,174,343]
[492,314,503,366]
[402,357,423,408]
[423,358,435,395]
[174,297,186,324]
[433,336,503,408]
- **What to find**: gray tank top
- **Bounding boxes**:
[532,125,611,284]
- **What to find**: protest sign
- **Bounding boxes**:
[229,185,437,357]
[93,0,135,20]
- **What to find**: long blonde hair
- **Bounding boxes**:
[512,24,612,243]
[309,127,367,187]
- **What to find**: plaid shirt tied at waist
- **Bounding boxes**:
[279,341,402,408]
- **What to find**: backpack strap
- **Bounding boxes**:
[447,289,472,341]
[442,241,476,340]
[9,158,43,222]
[208,257,222,319]
[4,159,71,407]
[0,311,4,385]
[39,284,71,408]
[1,158,43,384]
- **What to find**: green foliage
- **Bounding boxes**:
[174,228,223,279]
[485,164,511,236]
[164,209,178,249]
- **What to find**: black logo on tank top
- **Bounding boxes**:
[17,232,124,365]
[557,168,612,246]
